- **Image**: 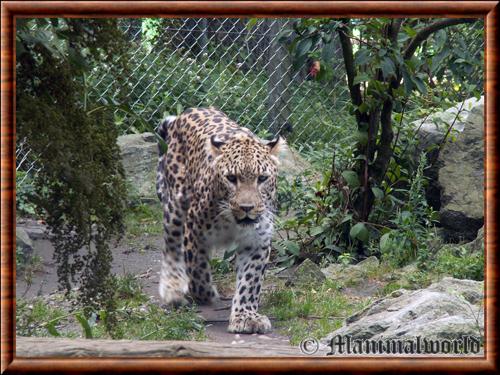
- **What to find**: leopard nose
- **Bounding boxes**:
[239,204,255,213]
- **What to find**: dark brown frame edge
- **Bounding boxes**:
[1,1,498,373]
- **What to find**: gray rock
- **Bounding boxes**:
[290,259,326,285]
[117,132,158,202]
[322,277,484,343]
[356,256,379,271]
[463,226,484,253]
[414,96,483,151]
[412,97,484,242]
[321,257,379,286]
[277,143,315,181]
[438,103,484,241]
[16,227,34,261]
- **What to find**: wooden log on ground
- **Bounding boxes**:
[16,336,313,357]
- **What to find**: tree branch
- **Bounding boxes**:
[337,20,362,108]
[389,19,403,47]
[403,18,476,60]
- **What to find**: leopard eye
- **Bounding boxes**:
[257,175,269,183]
[226,175,237,183]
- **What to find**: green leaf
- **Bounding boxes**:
[341,170,360,188]
[353,73,370,85]
[380,232,392,253]
[372,187,384,200]
[434,29,447,50]
[296,37,313,57]
[402,25,417,37]
[46,321,61,337]
[355,130,368,145]
[284,240,300,256]
[310,226,324,236]
[354,49,371,65]
[401,65,414,95]
[380,56,396,78]
[75,313,93,339]
[277,29,293,44]
[357,102,369,114]
[411,75,427,95]
[321,40,336,61]
[341,214,353,224]
[350,222,369,243]
[246,18,258,31]
[176,103,184,116]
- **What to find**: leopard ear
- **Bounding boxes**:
[210,135,225,155]
[265,136,283,156]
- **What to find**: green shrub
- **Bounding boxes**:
[433,246,484,281]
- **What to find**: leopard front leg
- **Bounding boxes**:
[228,244,271,334]
[184,226,219,305]
[158,188,191,307]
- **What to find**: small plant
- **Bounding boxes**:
[261,279,370,345]
[124,203,163,238]
[378,153,437,267]
[432,245,484,281]
[337,252,355,266]
[210,244,236,277]
[16,171,38,217]
[16,272,206,341]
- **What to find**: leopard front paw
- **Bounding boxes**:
[159,271,189,307]
[228,311,272,334]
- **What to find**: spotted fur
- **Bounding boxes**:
[156,107,282,334]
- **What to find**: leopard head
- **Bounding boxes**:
[210,133,282,226]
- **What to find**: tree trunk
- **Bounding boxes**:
[265,19,292,137]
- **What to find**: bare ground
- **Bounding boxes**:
[16,219,294,350]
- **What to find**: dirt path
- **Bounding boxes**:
[16,219,294,350]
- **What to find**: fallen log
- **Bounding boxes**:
[16,336,311,357]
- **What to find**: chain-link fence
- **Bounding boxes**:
[16,18,484,186]
[87,18,352,144]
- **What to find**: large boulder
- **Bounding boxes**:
[321,256,380,286]
[277,142,314,181]
[290,258,326,285]
[413,97,484,242]
[438,102,484,241]
[322,277,484,344]
[414,96,483,152]
[117,132,158,203]
[16,227,34,261]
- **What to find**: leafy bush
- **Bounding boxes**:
[432,246,484,281]
[378,153,437,266]
[17,19,130,332]
[16,171,37,217]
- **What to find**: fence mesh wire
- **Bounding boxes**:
[86,18,352,143]
[16,18,485,186]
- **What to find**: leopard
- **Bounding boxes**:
[155,107,282,334]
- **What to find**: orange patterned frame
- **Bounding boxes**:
[1,1,498,373]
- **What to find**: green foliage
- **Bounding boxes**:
[16,298,67,337]
[16,18,130,330]
[90,24,353,146]
[124,203,163,238]
[16,274,206,341]
[261,279,370,345]
[432,246,484,281]
[378,153,437,266]
[275,164,356,266]
[210,246,236,276]
[16,171,37,217]
[284,18,483,252]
